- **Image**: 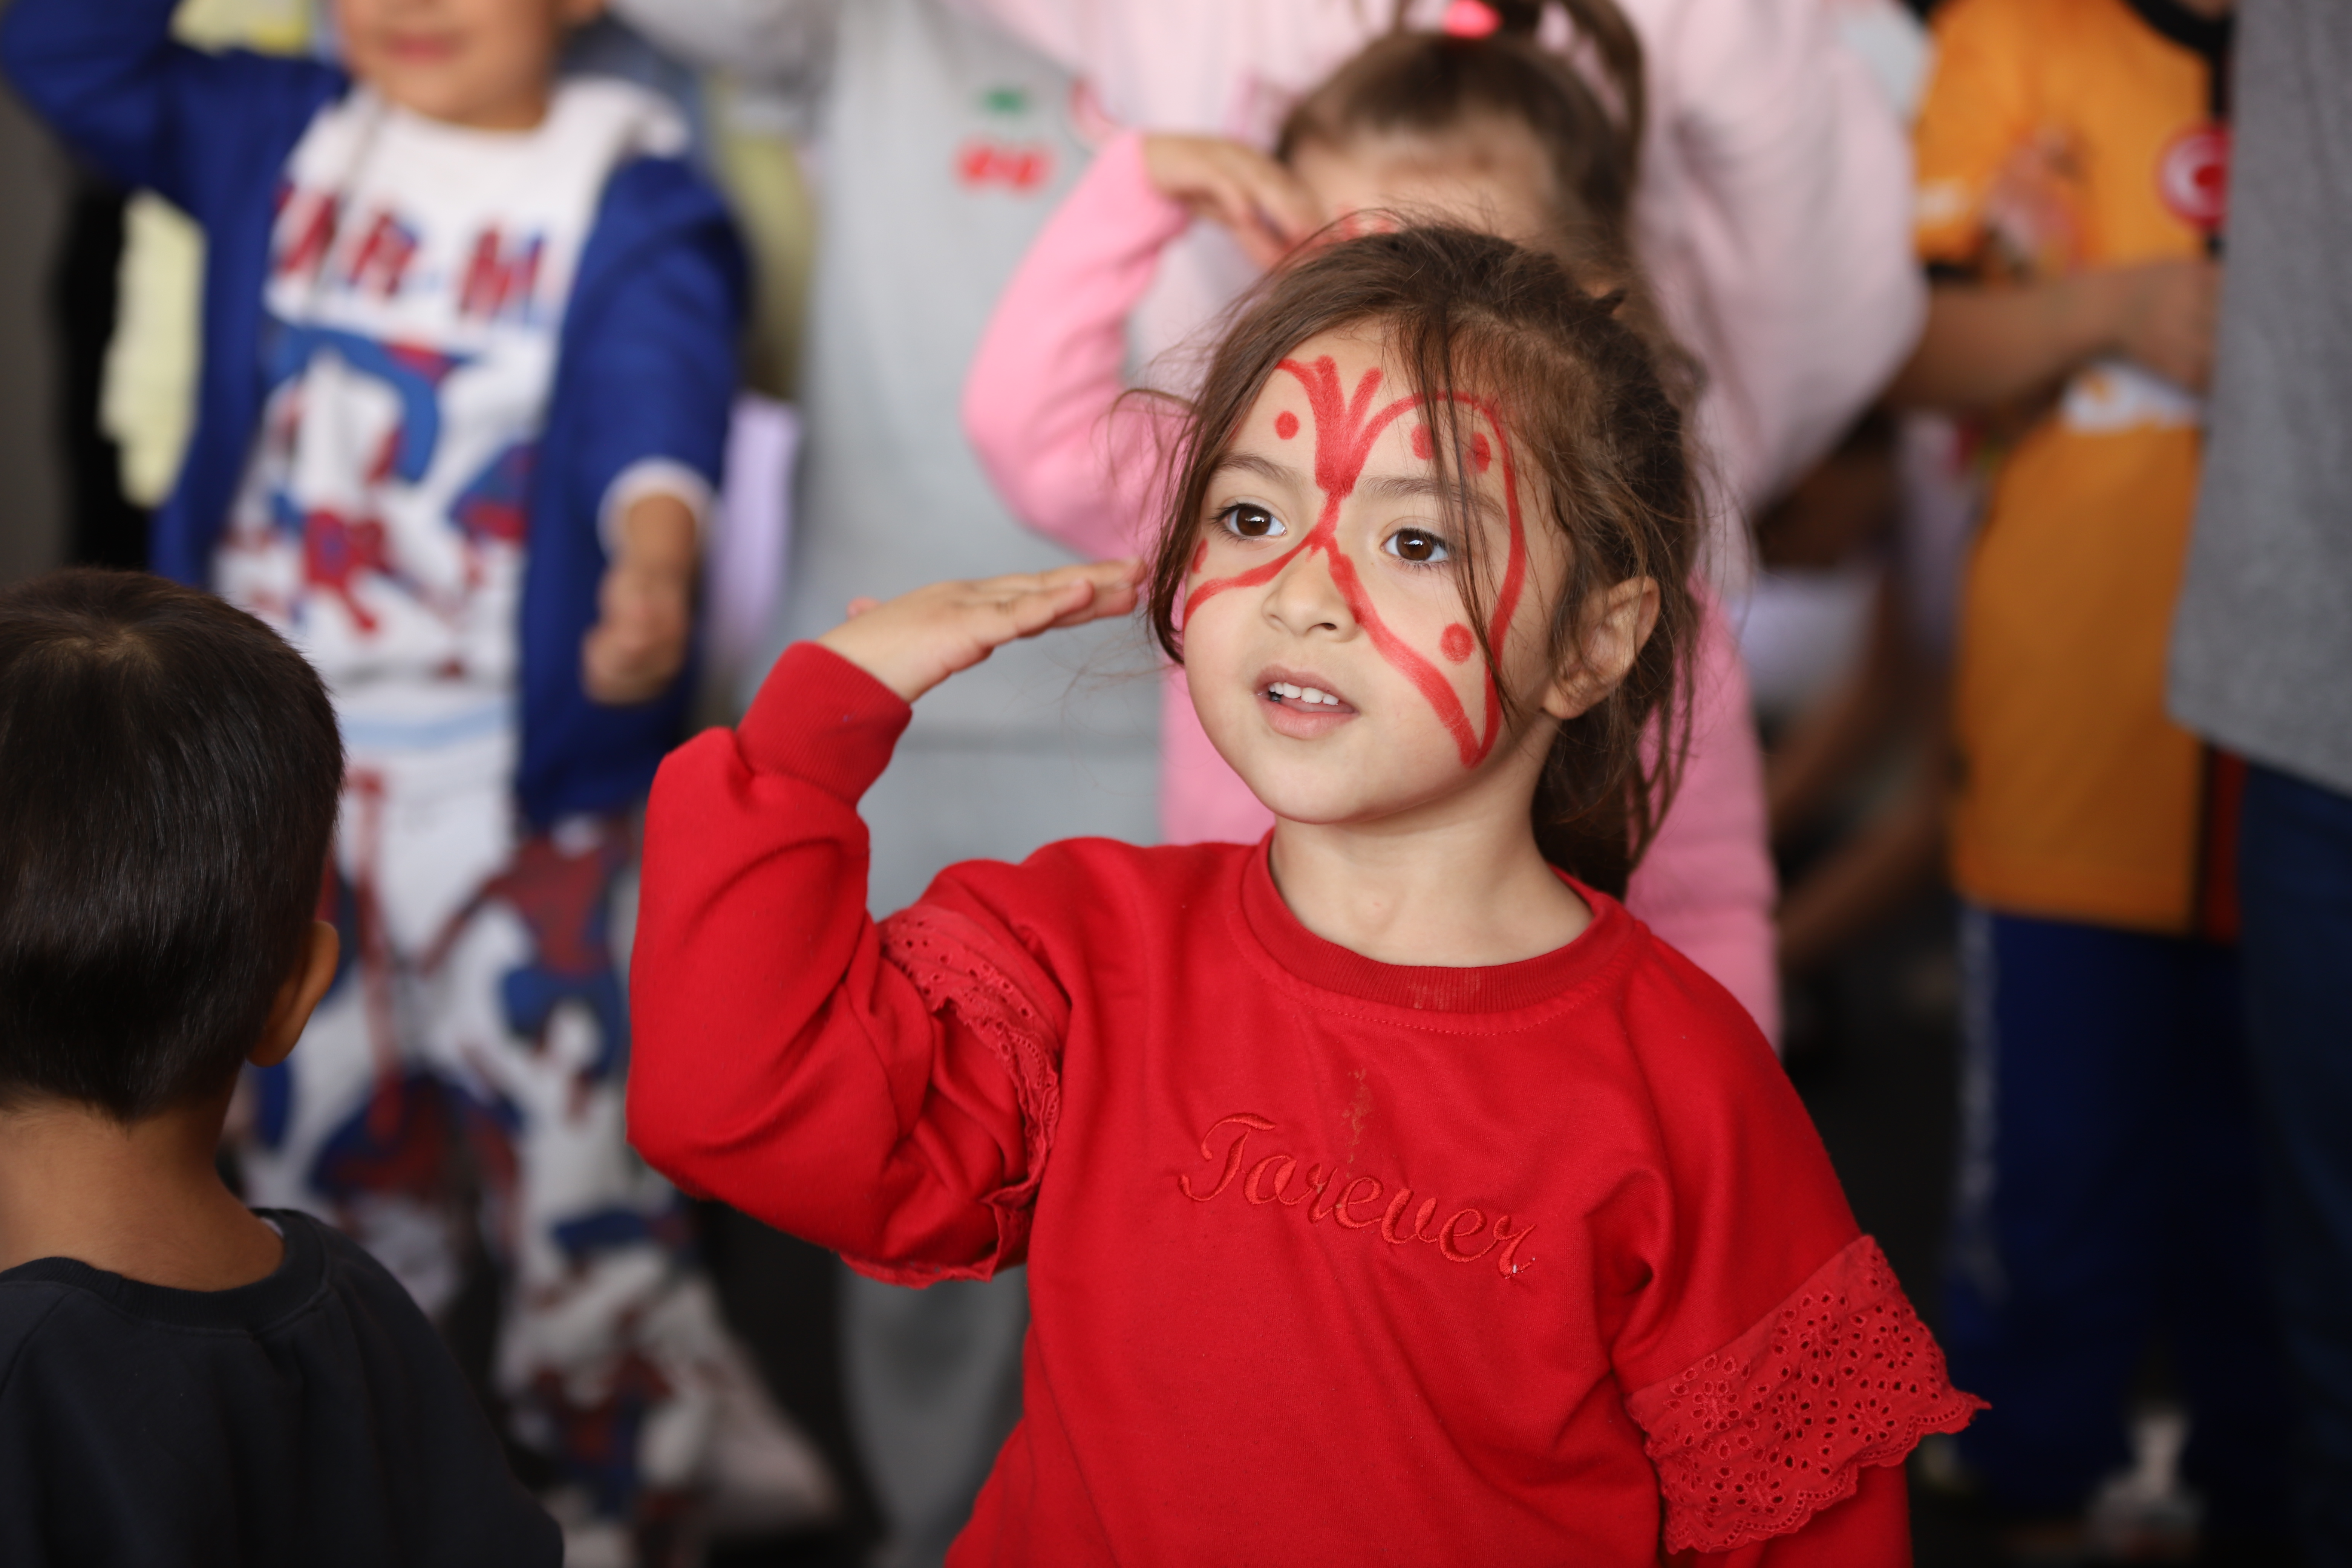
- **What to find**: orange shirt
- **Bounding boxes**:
[1915,0,2227,932]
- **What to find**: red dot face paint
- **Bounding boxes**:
[1407,425,1490,470]
[1184,353,1533,772]
[1274,410,1300,440]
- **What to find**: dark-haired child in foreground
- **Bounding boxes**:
[631,228,1980,1564]
[0,570,556,1567]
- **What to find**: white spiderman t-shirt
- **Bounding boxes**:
[215,79,695,956]
[217,78,693,730]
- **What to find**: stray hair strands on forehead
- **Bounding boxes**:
[1146,227,1699,897]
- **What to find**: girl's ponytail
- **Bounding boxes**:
[1487,0,1645,184]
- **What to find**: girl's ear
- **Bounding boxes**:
[1539,576,1658,722]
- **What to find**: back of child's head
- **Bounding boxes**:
[1147,226,1697,895]
[0,570,342,1121]
[1276,0,1644,262]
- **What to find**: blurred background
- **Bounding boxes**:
[0,0,2297,1563]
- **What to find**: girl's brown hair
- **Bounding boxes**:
[1144,226,1697,896]
[1278,0,1645,260]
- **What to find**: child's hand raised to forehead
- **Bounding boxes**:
[1143,136,1325,272]
[818,560,1145,704]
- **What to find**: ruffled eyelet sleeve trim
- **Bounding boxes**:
[1626,1234,1985,1553]
[849,905,1066,1285]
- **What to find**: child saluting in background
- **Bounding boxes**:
[631,227,1979,1564]
[0,0,829,1557]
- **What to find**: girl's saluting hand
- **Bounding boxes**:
[817,559,1146,703]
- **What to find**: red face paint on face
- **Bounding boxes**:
[1409,423,1492,471]
[1185,355,1532,769]
[1274,411,1300,440]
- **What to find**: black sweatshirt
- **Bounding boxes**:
[0,1208,559,1566]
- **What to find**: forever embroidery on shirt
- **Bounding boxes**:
[1178,1112,1536,1280]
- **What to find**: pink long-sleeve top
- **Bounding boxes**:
[965,133,1780,1039]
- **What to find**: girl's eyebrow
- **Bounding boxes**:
[1361,472,1504,522]
[1211,451,1303,487]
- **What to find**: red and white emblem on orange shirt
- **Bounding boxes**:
[2158,123,2231,233]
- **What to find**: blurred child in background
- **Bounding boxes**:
[1890,0,2292,1551]
[0,0,832,1559]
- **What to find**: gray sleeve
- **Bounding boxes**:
[2168,0,2352,791]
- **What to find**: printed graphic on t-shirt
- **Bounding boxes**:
[215,79,684,698]
[2156,123,2229,232]
[955,82,1057,192]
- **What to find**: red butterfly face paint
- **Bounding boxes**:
[1183,348,1534,773]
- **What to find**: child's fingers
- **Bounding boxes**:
[981,574,1099,639]
[1200,181,1294,270]
[1250,173,1324,246]
[961,558,1140,606]
[1041,573,1143,629]
[966,562,1140,643]
[1219,149,1321,245]
[817,560,1144,703]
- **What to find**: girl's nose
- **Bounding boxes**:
[1263,542,1353,639]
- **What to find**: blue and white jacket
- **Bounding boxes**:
[2,0,746,824]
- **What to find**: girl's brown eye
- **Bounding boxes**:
[1219,504,1285,541]
[1385,528,1450,564]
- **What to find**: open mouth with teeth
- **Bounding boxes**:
[1257,673,1360,738]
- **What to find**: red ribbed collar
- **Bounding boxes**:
[1234,835,1633,1015]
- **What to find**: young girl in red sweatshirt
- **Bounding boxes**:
[628,227,1978,1565]
[963,11,1788,1038]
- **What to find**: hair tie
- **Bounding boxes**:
[1440,0,1503,38]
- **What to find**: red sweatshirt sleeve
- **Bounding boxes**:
[962,130,1191,561]
[1602,955,1980,1556]
[627,643,1069,1283]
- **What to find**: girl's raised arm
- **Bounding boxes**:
[626,564,1141,1279]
